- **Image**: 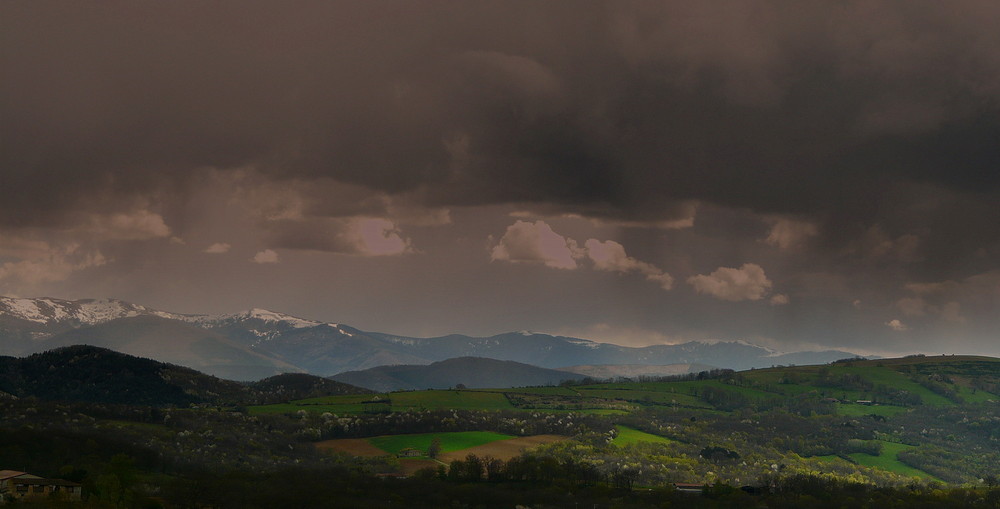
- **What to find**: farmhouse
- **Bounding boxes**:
[672,482,706,494]
[397,448,423,457]
[0,470,82,503]
[362,397,392,414]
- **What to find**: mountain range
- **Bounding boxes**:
[0,296,864,381]
[331,357,589,392]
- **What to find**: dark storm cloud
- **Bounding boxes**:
[3,2,1000,265]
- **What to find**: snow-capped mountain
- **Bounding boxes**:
[0,296,180,326]
[0,296,865,380]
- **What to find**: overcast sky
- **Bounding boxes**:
[2,1,998,356]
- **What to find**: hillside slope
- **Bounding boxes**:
[0,345,370,406]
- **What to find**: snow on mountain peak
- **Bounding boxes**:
[237,308,321,328]
[0,296,162,325]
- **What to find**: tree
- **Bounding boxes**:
[428,437,442,459]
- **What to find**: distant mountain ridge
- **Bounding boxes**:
[330,356,589,391]
[1,295,866,380]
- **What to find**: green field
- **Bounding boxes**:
[836,403,910,417]
[611,425,675,447]
[248,356,999,421]
[368,431,514,455]
[575,388,713,408]
[391,390,514,410]
[247,393,375,415]
[831,366,953,406]
[248,390,513,415]
[848,441,937,480]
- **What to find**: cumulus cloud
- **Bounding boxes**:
[0,239,106,286]
[687,263,773,301]
[770,294,789,305]
[263,217,411,256]
[764,218,818,250]
[490,221,674,290]
[351,218,410,256]
[204,242,231,254]
[886,319,908,331]
[252,249,279,264]
[491,220,581,269]
[584,239,673,289]
[86,210,171,240]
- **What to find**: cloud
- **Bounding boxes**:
[264,217,410,256]
[584,239,673,289]
[490,220,581,269]
[5,1,998,248]
[897,297,927,317]
[850,226,921,262]
[490,221,674,289]
[886,319,908,332]
[687,263,773,301]
[764,218,818,250]
[351,218,410,256]
[252,249,279,264]
[769,294,789,306]
[204,242,231,254]
[86,210,171,240]
[0,239,107,286]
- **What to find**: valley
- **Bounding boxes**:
[1,345,997,507]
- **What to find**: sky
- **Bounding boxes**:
[1,1,998,357]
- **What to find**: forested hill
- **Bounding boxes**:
[0,345,369,407]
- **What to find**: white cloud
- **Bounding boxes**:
[350,218,410,256]
[0,240,107,285]
[886,319,908,331]
[252,249,279,264]
[769,293,789,305]
[87,209,171,240]
[687,263,773,301]
[260,216,412,257]
[204,242,231,254]
[510,200,698,230]
[490,221,675,290]
[763,217,818,250]
[490,220,581,269]
[584,239,673,289]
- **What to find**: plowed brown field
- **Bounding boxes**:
[437,434,567,462]
[315,438,387,457]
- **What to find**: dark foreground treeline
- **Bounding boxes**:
[8,464,1000,509]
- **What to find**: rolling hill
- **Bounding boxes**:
[0,345,369,406]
